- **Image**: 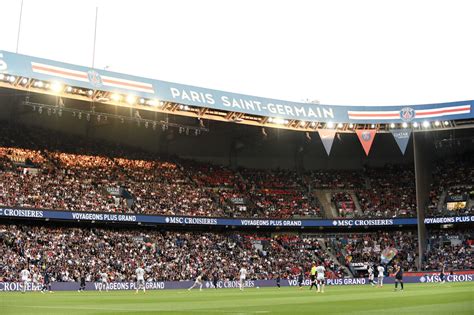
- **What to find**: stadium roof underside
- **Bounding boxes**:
[1,50,473,133]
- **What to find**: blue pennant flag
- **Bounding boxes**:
[390,129,412,154]
[318,130,337,155]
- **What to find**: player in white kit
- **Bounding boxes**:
[99,271,109,292]
[368,265,375,286]
[316,265,326,293]
[20,267,31,293]
[188,273,204,291]
[377,265,385,287]
[239,266,247,291]
[135,265,146,294]
[32,268,41,287]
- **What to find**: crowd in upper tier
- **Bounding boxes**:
[0,123,472,219]
[0,224,347,282]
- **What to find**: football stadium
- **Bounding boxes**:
[1,1,473,314]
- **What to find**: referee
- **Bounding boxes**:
[309,263,317,290]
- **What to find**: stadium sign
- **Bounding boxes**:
[1,274,473,292]
[1,50,473,123]
[1,207,473,228]
[419,274,473,283]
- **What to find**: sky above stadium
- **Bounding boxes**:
[1,0,473,106]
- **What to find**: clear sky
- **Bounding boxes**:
[1,0,473,105]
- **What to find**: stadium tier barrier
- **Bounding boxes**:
[1,206,474,228]
[1,273,473,292]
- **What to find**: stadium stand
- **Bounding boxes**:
[326,231,418,273]
[0,123,473,220]
[423,229,473,271]
[1,224,470,283]
[427,156,474,217]
[0,224,347,282]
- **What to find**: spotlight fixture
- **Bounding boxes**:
[272,118,287,125]
[126,95,136,104]
[50,82,63,93]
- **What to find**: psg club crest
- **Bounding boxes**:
[87,70,103,87]
[400,107,415,121]
[361,131,371,141]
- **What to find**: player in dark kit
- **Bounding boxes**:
[41,268,52,293]
[276,275,281,288]
[439,266,446,284]
[394,264,404,291]
[212,271,219,289]
[78,271,86,292]
[298,271,304,290]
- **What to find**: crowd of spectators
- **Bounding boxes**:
[355,166,417,218]
[304,166,416,218]
[423,229,473,271]
[0,123,473,219]
[0,224,346,283]
[2,223,468,284]
[326,231,418,272]
[427,156,474,217]
[0,124,322,219]
[331,192,355,218]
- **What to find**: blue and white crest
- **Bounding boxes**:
[400,107,415,121]
[361,131,371,141]
[87,70,102,87]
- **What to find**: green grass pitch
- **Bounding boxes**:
[1,282,473,314]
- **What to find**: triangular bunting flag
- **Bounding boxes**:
[390,129,412,154]
[356,129,377,156]
[318,130,337,156]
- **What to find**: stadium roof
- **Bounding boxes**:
[1,51,474,133]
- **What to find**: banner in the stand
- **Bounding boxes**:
[390,129,412,154]
[356,129,377,156]
[318,130,337,155]
[1,206,474,227]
